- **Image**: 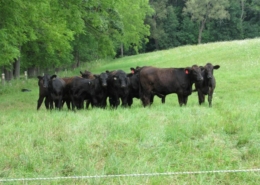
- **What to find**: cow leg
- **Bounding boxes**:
[177,94,184,106]
[44,97,50,109]
[127,96,133,107]
[208,87,214,107]
[65,100,71,110]
[140,90,151,107]
[149,95,154,105]
[141,95,150,107]
[161,96,166,104]
[71,95,76,111]
[37,96,45,110]
[121,96,128,107]
[86,99,91,109]
[183,96,188,105]
[49,99,54,110]
[58,96,63,110]
[101,97,108,108]
[198,90,205,105]
[109,96,119,108]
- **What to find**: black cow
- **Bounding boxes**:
[126,68,140,106]
[88,72,109,108]
[128,67,166,106]
[48,75,66,110]
[138,65,204,107]
[106,70,129,108]
[37,74,52,110]
[70,77,92,110]
[194,63,220,107]
[61,76,81,109]
[80,70,108,108]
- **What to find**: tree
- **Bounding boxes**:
[116,0,153,56]
[145,0,169,50]
[183,0,230,44]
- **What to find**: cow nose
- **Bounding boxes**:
[121,84,126,88]
[207,75,212,79]
[102,83,107,87]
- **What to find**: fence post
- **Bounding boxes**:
[1,73,5,85]
[24,71,28,81]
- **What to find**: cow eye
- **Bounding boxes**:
[114,77,117,80]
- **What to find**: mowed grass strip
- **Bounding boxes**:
[0,38,260,184]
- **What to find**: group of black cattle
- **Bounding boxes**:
[37,63,220,111]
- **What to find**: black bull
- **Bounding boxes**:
[138,65,204,107]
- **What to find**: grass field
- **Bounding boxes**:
[0,38,260,184]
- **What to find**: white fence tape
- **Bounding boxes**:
[1,168,260,182]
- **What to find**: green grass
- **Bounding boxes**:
[1,38,260,184]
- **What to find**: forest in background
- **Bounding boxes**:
[1,0,260,80]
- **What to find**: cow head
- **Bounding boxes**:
[80,70,95,79]
[38,74,50,88]
[111,70,128,88]
[185,65,204,82]
[203,63,220,79]
[98,72,108,87]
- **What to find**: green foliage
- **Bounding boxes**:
[183,0,230,43]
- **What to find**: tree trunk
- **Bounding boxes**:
[198,19,207,44]
[13,58,20,79]
[239,0,245,39]
[120,43,124,57]
[3,65,13,81]
[154,38,159,50]
[27,66,37,78]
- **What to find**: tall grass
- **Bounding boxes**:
[0,38,260,184]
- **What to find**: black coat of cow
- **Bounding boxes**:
[106,70,129,108]
[70,72,109,110]
[138,65,204,107]
[90,72,108,108]
[70,77,92,110]
[126,68,140,106]
[80,70,108,108]
[48,75,66,110]
[37,74,52,110]
[128,67,166,106]
[195,63,220,107]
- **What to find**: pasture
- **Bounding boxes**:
[0,38,260,184]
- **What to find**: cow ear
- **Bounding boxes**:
[94,74,99,78]
[199,66,205,72]
[80,71,83,75]
[51,75,57,80]
[130,68,135,74]
[214,65,220,69]
[106,70,110,73]
[37,76,42,80]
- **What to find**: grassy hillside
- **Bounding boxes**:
[0,38,260,184]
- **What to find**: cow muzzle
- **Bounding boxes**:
[198,77,204,81]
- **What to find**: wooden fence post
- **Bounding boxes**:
[1,73,5,85]
[24,71,28,81]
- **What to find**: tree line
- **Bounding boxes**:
[0,0,259,80]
